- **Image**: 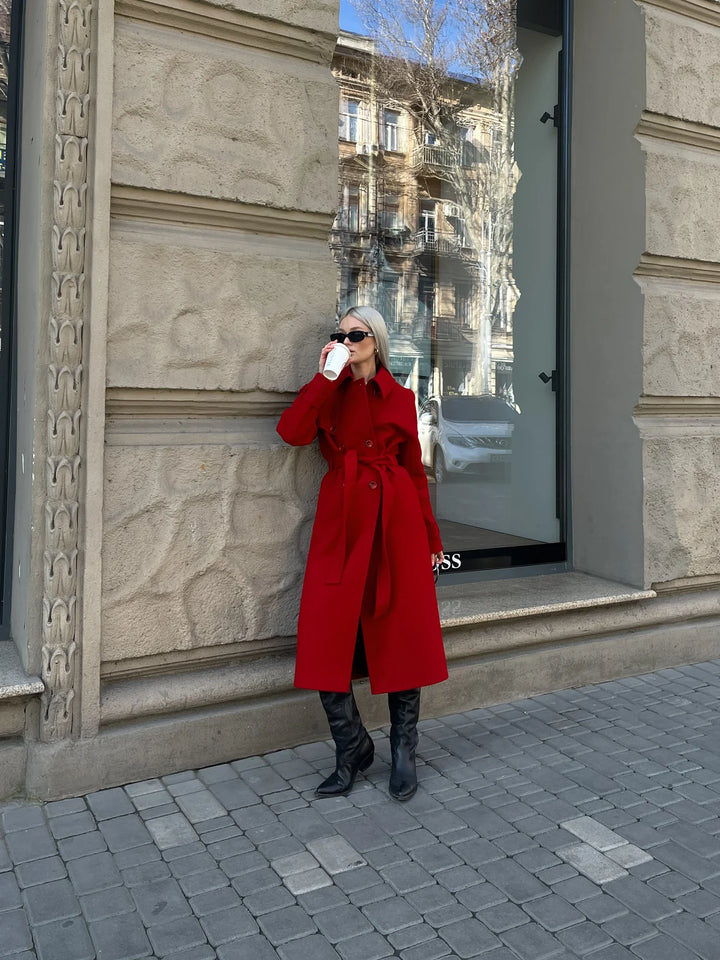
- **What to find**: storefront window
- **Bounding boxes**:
[0,0,21,635]
[331,0,566,576]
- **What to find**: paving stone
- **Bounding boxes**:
[284,868,334,895]
[365,881,434,926]
[349,881,396,907]
[476,900,530,933]
[436,917,500,957]
[400,937,452,960]
[145,813,199,850]
[577,893,627,923]
[0,871,22,910]
[79,885,136,922]
[297,884,350,915]
[175,789,228,824]
[5,825,56,864]
[314,903,375,942]
[306,836,367,875]
[550,875,602,903]
[659,821,720,859]
[113,843,161,870]
[675,888,720,918]
[148,914,208,955]
[276,933,342,960]
[67,851,123,895]
[217,933,279,960]
[389,921,439,951]
[57,830,108,861]
[190,885,242,917]
[434,864,483,893]
[98,813,153,852]
[244,883,296,916]
[209,779,260,810]
[207,835,255,860]
[33,915,94,960]
[23,877,82,924]
[45,797,87,818]
[648,870,699,899]
[257,904,317,945]
[138,801,181,820]
[381,861,435,894]
[178,866,230,898]
[657,911,720,959]
[455,881,508,912]
[556,919,613,954]
[88,912,153,959]
[231,866,282,896]
[405,884,456,915]
[602,875,681,921]
[335,930,394,960]
[131,877,191,925]
[600,912,657,945]
[15,855,67,889]
[632,933,705,960]
[604,843,653,869]
[521,893,584,931]
[121,858,172,887]
[85,787,135,820]
[557,843,628,884]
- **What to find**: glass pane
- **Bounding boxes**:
[331,0,563,573]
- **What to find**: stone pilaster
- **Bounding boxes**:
[41,0,93,741]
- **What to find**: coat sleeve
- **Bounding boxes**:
[397,391,443,554]
[276,372,338,446]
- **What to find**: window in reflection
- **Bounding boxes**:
[331,0,565,572]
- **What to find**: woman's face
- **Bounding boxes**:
[339,316,376,366]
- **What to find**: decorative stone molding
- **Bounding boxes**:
[41,0,94,742]
[114,0,336,65]
[635,253,720,284]
[110,185,334,242]
[637,111,720,154]
[640,0,720,29]
[105,387,296,419]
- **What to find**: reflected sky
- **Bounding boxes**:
[339,0,364,33]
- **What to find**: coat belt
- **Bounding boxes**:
[327,448,400,618]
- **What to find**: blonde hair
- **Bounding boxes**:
[340,306,390,370]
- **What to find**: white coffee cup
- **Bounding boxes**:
[323,342,351,380]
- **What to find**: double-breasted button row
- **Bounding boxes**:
[365,439,374,448]
[369,481,378,490]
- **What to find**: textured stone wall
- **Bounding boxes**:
[635,0,720,586]
[101,0,339,696]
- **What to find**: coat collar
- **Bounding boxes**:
[338,363,395,398]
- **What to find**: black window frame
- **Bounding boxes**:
[0,0,24,639]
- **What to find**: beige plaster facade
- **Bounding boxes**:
[2,0,720,800]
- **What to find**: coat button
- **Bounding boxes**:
[365,439,374,447]
[330,426,336,433]
[369,481,378,490]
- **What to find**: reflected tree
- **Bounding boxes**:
[350,0,520,395]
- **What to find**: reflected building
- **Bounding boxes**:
[330,31,517,405]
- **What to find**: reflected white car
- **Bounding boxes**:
[417,395,517,482]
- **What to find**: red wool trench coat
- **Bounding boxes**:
[277,364,448,694]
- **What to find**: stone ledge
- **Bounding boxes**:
[437,572,655,628]
[0,645,44,702]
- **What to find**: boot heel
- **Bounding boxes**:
[358,738,375,772]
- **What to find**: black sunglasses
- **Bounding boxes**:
[330,331,375,344]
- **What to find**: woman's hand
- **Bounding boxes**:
[431,552,444,567]
[318,341,351,374]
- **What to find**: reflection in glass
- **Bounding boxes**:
[331,0,562,567]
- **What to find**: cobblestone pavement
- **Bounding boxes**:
[4,661,720,959]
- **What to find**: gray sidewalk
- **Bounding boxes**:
[4,662,720,960]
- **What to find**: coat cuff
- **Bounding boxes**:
[301,372,343,409]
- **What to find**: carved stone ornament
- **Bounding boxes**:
[41,0,93,742]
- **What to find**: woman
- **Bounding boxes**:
[277,306,447,801]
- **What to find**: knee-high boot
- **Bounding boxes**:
[316,689,374,797]
[387,688,421,801]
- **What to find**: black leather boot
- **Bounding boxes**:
[388,688,421,801]
[316,689,374,797]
